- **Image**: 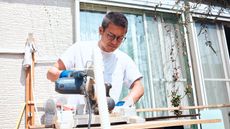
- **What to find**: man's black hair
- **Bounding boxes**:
[101,12,128,30]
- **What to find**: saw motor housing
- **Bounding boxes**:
[55,70,115,114]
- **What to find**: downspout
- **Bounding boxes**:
[74,0,80,43]
[74,1,111,128]
[93,46,111,129]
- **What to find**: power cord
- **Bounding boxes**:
[81,76,92,129]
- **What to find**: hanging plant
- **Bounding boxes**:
[170,84,193,116]
[171,89,182,116]
[167,3,193,115]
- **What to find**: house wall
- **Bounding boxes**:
[0,0,230,129]
[0,0,74,129]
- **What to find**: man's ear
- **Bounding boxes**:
[99,26,103,35]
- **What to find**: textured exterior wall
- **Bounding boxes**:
[0,0,74,129]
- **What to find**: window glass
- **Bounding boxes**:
[144,13,194,116]
[80,11,105,41]
[195,22,230,129]
[80,10,194,118]
[195,23,225,78]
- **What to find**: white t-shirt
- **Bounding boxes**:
[60,42,142,103]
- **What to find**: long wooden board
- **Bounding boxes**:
[109,119,221,129]
[136,104,230,112]
[30,118,221,129]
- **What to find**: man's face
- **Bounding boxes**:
[99,22,127,52]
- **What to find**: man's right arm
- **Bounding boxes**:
[47,59,66,82]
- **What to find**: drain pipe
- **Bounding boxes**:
[93,46,111,129]
[74,0,80,43]
[74,1,110,128]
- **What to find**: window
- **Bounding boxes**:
[194,22,230,129]
[79,5,194,118]
[78,2,230,128]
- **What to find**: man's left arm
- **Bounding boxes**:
[123,78,144,104]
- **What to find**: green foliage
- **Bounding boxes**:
[170,84,192,116]
[171,90,183,116]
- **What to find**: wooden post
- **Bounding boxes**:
[25,34,35,129]
[136,104,230,112]
[15,103,26,129]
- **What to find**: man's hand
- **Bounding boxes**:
[47,59,66,82]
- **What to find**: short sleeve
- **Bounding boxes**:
[123,56,143,88]
[60,43,78,69]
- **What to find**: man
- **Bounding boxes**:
[47,12,144,105]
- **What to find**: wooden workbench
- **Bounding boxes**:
[30,118,221,129]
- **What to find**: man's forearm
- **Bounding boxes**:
[123,79,144,104]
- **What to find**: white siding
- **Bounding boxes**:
[0,0,74,128]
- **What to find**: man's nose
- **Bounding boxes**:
[110,39,119,45]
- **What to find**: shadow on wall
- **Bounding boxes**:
[20,65,26,86]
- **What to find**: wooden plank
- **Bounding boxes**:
[72,119,221,129]
[26,66,32,129]
[109,119,221,129]
[30,119,221,129]
[15,103,26,129]
[26,33,36,129]
[136,104,230,112]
